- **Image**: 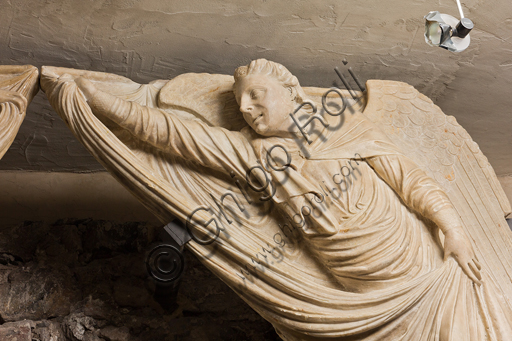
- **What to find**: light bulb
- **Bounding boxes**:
[424,11,473,53]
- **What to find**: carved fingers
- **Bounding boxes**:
[443,227,482,285]
[75,77,98,102]
[459,257,482,285]
[468,259,482,280]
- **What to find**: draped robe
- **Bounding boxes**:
[55,76,512,340]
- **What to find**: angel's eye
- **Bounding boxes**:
[250,89,265,100]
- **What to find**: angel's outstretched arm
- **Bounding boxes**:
[75,77,257,175]
[366,154,482,284]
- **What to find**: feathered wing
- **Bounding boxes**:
[158,72,247,131]
[41,68,512,340]
[0,65,39,158]
[363,79,512,301]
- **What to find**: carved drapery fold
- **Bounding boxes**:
[0,65,39,159]
[41,66,512,340]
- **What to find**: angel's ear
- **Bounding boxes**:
[288,75,309,105]
[287,86,297,102]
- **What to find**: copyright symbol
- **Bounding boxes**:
[145,244,185,283]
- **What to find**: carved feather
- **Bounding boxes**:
[363,79,512,300]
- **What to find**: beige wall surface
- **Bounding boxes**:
[0,0,510,175]
[0,171,510,228]
[0,171,159,227]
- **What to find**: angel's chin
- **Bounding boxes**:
[252,124,270,136]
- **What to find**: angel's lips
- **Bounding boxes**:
[253,114,264,124]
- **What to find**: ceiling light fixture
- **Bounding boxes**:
[424,0,474,53]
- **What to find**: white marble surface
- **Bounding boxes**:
[37,59,512,339]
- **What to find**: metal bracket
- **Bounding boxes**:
[163,220,191,246]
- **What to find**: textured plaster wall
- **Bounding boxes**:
[0,0,511,174]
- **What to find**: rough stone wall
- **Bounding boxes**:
[0,220,279,340]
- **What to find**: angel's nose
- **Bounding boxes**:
[239,96,254,114]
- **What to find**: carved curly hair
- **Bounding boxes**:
[233,59,308,104]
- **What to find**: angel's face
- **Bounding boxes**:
[235,74,296,137]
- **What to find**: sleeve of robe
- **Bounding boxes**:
[86,89,258,177]
[366,154,464,233]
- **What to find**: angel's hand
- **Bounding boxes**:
[75,77,98,102]
[75,76,132,125]
[0,89,27,113]
[443,227,482,285]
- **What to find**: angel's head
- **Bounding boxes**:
[233,59,307,137]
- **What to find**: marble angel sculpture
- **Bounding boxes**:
[0,65,39,159]
[41,60,512,340]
